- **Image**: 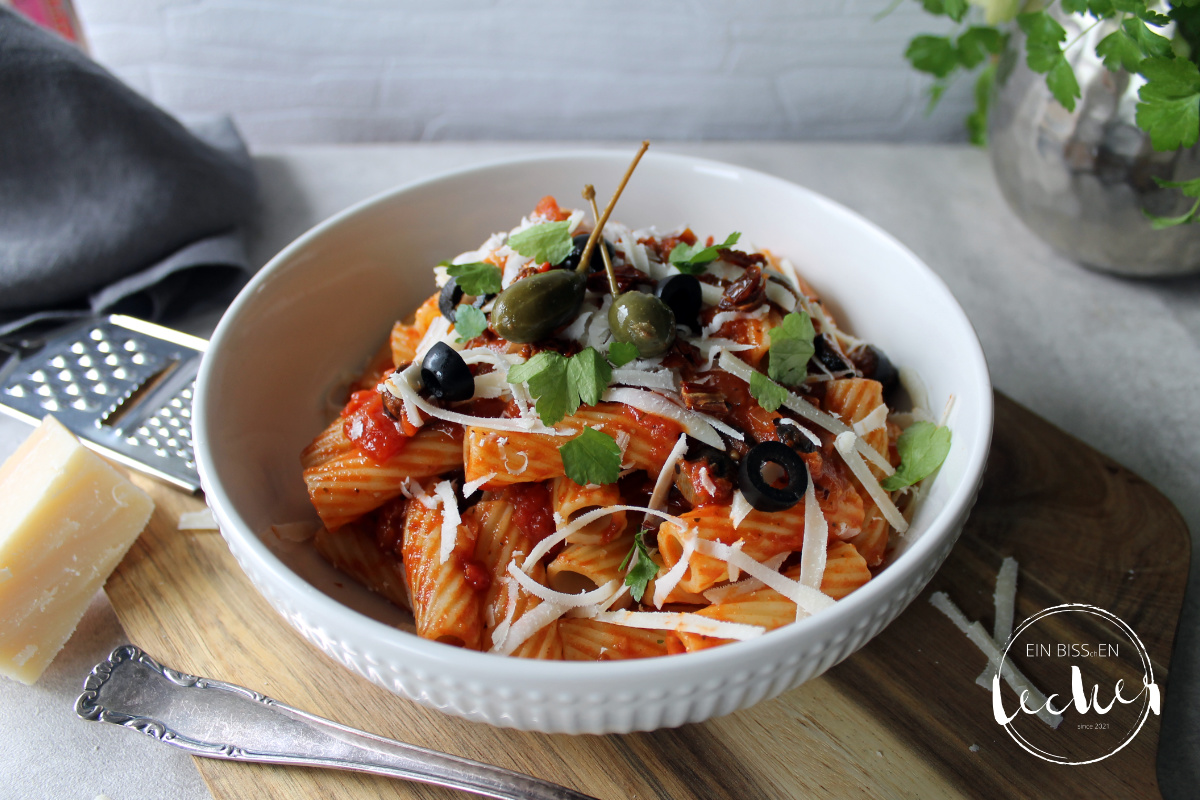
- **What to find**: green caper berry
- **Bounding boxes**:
[608,291,676,358]
[491,270,586,343]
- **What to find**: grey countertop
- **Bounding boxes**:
[3,142,1197,799]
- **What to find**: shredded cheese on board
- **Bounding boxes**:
[929,591,1062,729]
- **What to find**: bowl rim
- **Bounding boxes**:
[194,147,994,682]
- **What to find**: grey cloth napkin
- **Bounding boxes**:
[0,7,257,338]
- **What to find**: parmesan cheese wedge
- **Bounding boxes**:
[0,416,154,684]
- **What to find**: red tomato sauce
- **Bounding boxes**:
[503,481,556,543]
[340,389,409,462]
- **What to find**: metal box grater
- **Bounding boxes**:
[0,315,207,492]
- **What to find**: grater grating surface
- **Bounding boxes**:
[0,315,208,492]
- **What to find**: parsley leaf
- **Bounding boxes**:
[906,35,959,78]
[1144,176,1200,228]
[669,232,742,275]
[920,0,967,22]
[767,312,816,386]
[1137,56,1200,151]
[749,371,789,413]
[453,305,488,342]
[507,347,615,425]
[1018,11,1067,50]
[561,427,622,486]
[507,351,570,425]
[567,347,611,408]
[1095,29,1144,73]
[1122,16,1172,59]
[880,422,952,491]
[956,26,1006,70]
[619,528,659,603]
[607,341,639,367]
[508,221,574,265]
[446,262,503,295]
[1045,57,1082,111]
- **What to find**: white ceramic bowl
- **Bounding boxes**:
[194,150,992,734]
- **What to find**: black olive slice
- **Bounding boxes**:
[738,441,808,512]
[773,419,817,453]
[438,276,490,324]
[813,333,852,374]
[655,274,703,331]
[851,343,899,395]
[438,277,465,322]
[562,233,615,272]
[421,342,474,402]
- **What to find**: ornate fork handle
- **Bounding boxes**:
[76,645,596,800]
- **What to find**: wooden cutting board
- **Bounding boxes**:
[104,392,1190,799]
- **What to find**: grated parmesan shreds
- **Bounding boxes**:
[994,557,1019,646]
[462,473,496,496]
[702,553,789,604]
[611,368,678,393]
[726,540,745,583]
[506,562,618,608]
[489,576,519,649]
[834,432,908,533]
[522,504,685,573]
[694,539,834,617]
[652,532,697,609]
[798,467,829,590]
[400,477,438,509]
[386,364,562,436]
[977,557,1020,689]
[764,280,798,312]
[717,350,894,475]
[600,387,724,449]
[586,609,765,641]
[929,591,1062,729]
[729,490,754,529]
[434,481,460,564]
[178,508,218,531]
[777,417,822,449]
[649,434,689,514]
[491,575,619,657]
[852,404,888,436]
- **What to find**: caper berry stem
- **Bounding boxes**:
[583,185,621,296]
[575,140,650,287]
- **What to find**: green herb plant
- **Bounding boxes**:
[898,0,1200,227]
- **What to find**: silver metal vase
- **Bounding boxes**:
[988,14,1200,277]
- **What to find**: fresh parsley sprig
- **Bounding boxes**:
[607,341,640,367]
[453,305,488,342]
[619,527,659,603]
[766,311,816,386]
[508,221,575,265]
[445,262,503,295]
[881,421,953,490]
[902,0,1200,203]
[560,426,623,486]
[669,232,742,275]
[505,345,624,426]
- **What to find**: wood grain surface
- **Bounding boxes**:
[104,392,1190,799]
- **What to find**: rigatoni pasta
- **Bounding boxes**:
[299,193,952,660]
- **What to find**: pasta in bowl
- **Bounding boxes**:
[194,150,992,733]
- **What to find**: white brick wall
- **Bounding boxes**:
[74,0,974,146]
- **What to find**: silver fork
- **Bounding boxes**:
[76,645,597,800]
